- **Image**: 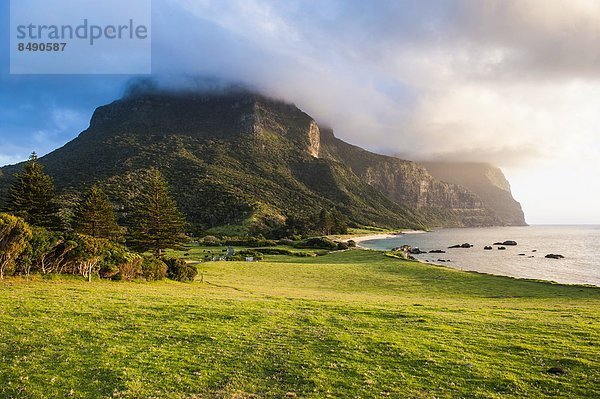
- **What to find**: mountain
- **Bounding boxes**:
[0,90,526,234]
[420,162,527,226]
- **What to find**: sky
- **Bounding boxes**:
[1,0,599,224]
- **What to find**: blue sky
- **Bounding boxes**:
[0,0,133,163]
[1,0,600,223]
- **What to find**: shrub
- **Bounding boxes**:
[201,235,222,246]
[295,237,338,250]
[278,238,295,246]
[347,240,357,248]
[67,234,110,282]
[336,242,349,250]
[15,226,62,276]
[99,263,119,279]
[0,214,32,279]
[100,242,143,281]
[224,237,277,247]
[141,257,167,281]
[116,257,143,281]
[251,247,292,255]
[164,257,198,282]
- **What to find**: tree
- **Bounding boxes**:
[0,213,32,279]
[16,226,62,276]
[126,168,187,255]
[318,208,335,235]
[331,208,348,235]
[74,185,122,241]
[69,234,107,283]
[6,153,59,229]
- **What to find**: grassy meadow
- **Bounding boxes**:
[1,248,598,399]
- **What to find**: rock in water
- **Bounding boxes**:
[448,243,473,249]
[494,240,517,246]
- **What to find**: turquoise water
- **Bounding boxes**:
[360,226,600,286]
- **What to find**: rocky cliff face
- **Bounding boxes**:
[319,129,505,226]
[0,90,526,231]
[421,162,527,226]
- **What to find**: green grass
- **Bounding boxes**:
[1,250,599,398]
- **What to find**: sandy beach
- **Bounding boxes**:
[350,230,426,248]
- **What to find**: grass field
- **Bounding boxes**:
[1,249,598,398]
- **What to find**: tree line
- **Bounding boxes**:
[0,153,193,281]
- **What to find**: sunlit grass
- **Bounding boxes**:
[1,250,598,398]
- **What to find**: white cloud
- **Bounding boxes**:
[149,0,600,222]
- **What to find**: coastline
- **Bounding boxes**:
[353,225,600,287]
[350,230,426,248]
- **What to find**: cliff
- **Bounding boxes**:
[319,130,504,227]
[420,162,527,226]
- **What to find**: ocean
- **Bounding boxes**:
[359,225,600,286]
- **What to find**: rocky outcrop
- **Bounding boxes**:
[421,162,527,226]
[307,121,321,158]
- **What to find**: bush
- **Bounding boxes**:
[251,247,292,255]
[67,234,111,282]
[278,238,295,246]
[15,226,62,276]
[224,237,277,247]
[142,257,167,281]
[201,235,222,246]
[336,242,349,250]
[164,257,198,282]
[99,263,119,279]
[295,237,338,250]
[101,242,143,281]
[115,258,143,281]
[0,214,33,279]
[347,240,357,248]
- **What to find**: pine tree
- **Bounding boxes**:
[331,208,348,235]
[6,153,59,229]
[74,185,122,241]
[127,168,187,255]
[318,208,335,235]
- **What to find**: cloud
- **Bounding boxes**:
[141,0,600,168]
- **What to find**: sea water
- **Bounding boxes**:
[360,225,600,286]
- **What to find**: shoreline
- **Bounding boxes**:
[351,225,600,288]
[350,230,426,248]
